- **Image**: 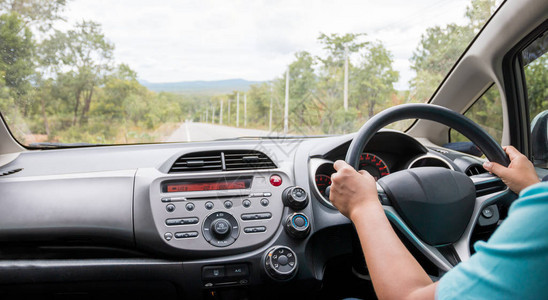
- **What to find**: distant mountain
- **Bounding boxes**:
[139,79,262,95]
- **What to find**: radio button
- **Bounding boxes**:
[161,197,171,202]
[170,196,187,201]
[164,232,173,241]
[242,199,251,208]
[175,231,199,239]
[260,198,269,207]
[165,217,199,226]
[241,212,272,221]
[165,218,180,225]
[205,201,214,210]
[203,212,239,247]
[185,202,195,211]
[212,219,231,237]
[166,204,176,212]
[244,226,266,233]
[224,200,233,209]
[263,192,272,197]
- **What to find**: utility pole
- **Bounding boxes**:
[269,83,273,132]
[228,99,231,125]
[211,104,214,124]
[220,99,223,125]
[284,67,289,134]
[236,92,240,127]
[206,108,208,123]
[244,94,247,128]
[344,45,349,112]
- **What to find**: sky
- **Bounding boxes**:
[60,0,472,90]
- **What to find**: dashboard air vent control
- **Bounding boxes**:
[466,164,487,176]
[285,213,310,239]
[224,150,276,171]
[264,246,298,280]
[169,151,223,173]
[169,150,276,173]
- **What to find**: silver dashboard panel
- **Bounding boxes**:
[134,168,290,253]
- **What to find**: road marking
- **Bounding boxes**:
[184,121,192,142]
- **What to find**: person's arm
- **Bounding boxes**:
[482,145,540,194]
[330,161,437,300]
[330,145,540,300]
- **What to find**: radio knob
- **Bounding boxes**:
[211,218,231,239]
[282,186,309,210]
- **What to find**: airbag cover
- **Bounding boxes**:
[378,167,475,246]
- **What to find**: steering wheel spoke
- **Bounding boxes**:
[377,183,391,205]
[452,174,514,263]
[382,184,511,272]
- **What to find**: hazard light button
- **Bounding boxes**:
[270,175,282,186]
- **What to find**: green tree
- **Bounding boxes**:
[410,24,473,101]
[315,33,368,133]
[0,0,67,32]
[352,41,399,118]
[409,0,496,102]
[525,55,548,120]
[40,20,114,125]
[0,12,34,102]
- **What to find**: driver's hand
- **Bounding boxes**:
[330,160,379,220]
[483,145,540,194]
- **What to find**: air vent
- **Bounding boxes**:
[224,150,276,171]
[0,168,22,177]
[466,164,487,176]
[169,151,223,173]
[169,150,276,173]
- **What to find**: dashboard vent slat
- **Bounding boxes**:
[466,164,487,176]
[169,150,276,173]
[0,168,23,177]
[169,151,223,173]
[223,150,276,171]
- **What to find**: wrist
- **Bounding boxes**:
[349,198,382,222]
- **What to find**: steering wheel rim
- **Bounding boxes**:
[345,103,510,169]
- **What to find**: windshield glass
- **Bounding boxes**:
[0,0,502,146]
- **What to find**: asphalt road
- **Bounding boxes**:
[166,121,275,142]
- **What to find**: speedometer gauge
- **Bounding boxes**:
[359,153,390,181]
[315,174,332,197]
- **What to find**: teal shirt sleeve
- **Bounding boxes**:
[437,182,548,300]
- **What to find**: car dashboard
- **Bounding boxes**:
[0,131,492,299]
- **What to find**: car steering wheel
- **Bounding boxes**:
[345,103,512,272]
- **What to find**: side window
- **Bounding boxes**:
[450,85,503,145]
[522,31,547,168]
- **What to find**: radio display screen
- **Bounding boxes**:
[163,177,252,193]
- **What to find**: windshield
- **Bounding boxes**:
[0,0,502,147]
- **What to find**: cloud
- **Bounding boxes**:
[61,0,471,89]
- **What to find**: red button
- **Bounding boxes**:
[270,175,282,186]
